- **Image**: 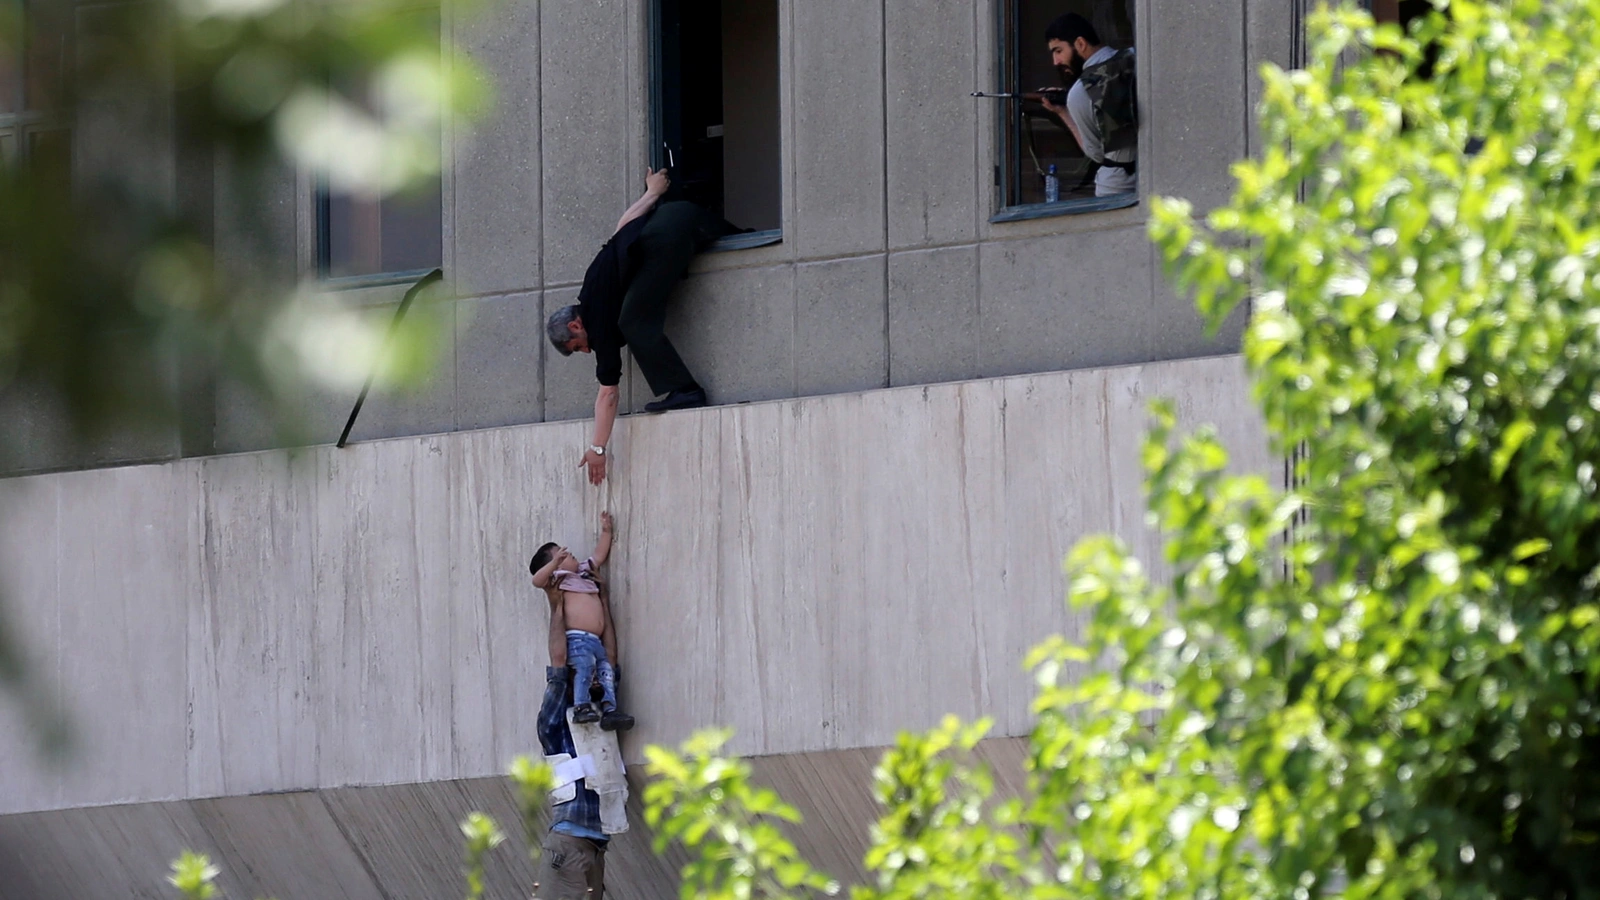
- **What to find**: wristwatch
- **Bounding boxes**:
[588,444,606,457]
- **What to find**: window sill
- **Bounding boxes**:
[707,229,782,253]
[989,193,1138,224]
[318,268,440,291]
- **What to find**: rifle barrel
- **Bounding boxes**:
[971,90,1064,101]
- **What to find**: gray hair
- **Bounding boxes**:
[545,304,580,356]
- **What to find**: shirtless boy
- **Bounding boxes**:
[530,512,634,731]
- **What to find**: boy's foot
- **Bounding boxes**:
[572,702,600,724]
[643,386,707,414]
[600,709,635,732]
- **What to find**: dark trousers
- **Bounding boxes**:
[619,201,733,397]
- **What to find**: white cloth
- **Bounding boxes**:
[545,752,579,805]
[566,708,630,835]
[1067,45,1138,197]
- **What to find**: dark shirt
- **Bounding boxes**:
[576,212,653,387]
[537,665,608,843]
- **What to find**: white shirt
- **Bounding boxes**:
[1066,45,1138,197]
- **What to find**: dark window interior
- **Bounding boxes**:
[653,0,781,234]
[1000,0,1135,208]
[1373,0,1442,79]
[1372,0,1433,26]
[316,10,442,280]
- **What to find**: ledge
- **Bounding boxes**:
[707,229,783,253]
[989,193,1139,224]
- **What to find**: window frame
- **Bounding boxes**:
[646,0,783,253]
[990,0,1141,223]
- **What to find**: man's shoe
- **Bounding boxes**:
[600,709,635,732]
[643,387,708,414]
[572,702,600,724]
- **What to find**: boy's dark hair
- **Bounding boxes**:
[530,541,559,577]
[1045,13,1101,47]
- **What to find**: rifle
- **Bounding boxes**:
[971,89,1069,105]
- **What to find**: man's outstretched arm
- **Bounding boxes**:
[581,386,620,485]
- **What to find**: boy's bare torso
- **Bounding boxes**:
[559,582,607,636]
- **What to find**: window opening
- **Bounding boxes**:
[993,0,1137,215]
[0,0,71,175]
[652,0,781,247]
[315,9,442,281]
[1371,0,1445,80]
[1370,0,1432,27]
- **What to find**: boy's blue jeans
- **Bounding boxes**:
[566,630,618,712]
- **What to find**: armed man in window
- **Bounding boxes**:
[545,169,737,485]
[1040,13,1138,197]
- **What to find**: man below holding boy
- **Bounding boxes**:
[531,514,630,899]
[533,597,610,899]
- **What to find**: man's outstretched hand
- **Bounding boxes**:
[581,447,607,485]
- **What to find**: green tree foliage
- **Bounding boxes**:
[0,0,479,747]
[646,2,1600,898]
[0,0,475,440]
[167,852,221,900]
[642,730,841,900]
[458,811,507,900]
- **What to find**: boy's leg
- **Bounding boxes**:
[596,657,634,732]
[595,660,618,712]
[567,634,599,723]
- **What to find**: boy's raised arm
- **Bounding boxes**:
[592,512,615,569]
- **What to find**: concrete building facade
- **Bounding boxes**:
[3,0,1296,475]
[0,0,1305,895]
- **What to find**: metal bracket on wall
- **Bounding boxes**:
[336,267,445,449]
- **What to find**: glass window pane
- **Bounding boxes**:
[28,126,68,187]
[21,3,66,112]
[0,45,17,114]
[1,0,22,113]
[324,177,442,279]
[721,0,780,231]
[379,179,443,273]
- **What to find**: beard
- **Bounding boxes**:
[1055,49,1084,85]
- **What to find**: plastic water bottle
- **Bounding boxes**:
[1044,164,1060,203]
